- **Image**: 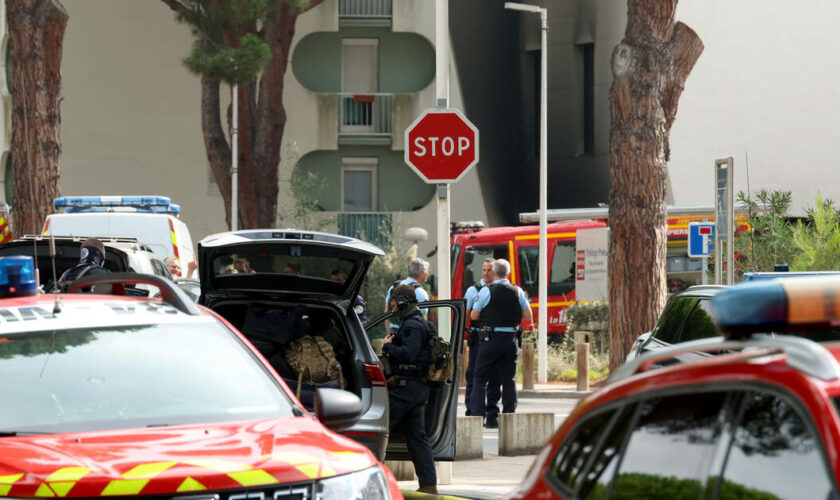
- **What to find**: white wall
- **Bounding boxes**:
[671,0,840,215]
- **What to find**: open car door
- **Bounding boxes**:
[366,299,466,461]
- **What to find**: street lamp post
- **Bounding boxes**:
[505,2,548,383]
[231,83,239,231]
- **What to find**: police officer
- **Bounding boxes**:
[54,238,110,291]
[384,257,430,332]
[463,258,502,417]
[469,258,533,428]
[382,284,437,494]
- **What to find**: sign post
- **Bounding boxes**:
[688,222,715,286]
[715,158,734,285]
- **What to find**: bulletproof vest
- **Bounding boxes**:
[480,283,521,328]
[392,312,432,376]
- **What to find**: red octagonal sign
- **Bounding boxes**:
[404,108,479,184]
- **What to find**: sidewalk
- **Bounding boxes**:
[398,382,590,498]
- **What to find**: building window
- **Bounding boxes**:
[341,157,377,212]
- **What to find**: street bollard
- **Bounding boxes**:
[521,342,535,390]
[576,341,590,392]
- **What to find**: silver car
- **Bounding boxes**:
[197,229,465,461]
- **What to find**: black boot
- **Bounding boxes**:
[417,484,438,494]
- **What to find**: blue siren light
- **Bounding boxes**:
[54,196,172,209]
[0,256,38,297]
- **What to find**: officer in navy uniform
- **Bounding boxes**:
[463,258,501,416]
[381,284,437,495]
[468,258,533,428]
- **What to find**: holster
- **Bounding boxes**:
[467,328,479,348]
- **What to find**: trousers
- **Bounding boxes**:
[469,332,519,420]
[388,377,436,486]
[465,338,502,416]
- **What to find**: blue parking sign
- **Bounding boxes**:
[688,222,715,257]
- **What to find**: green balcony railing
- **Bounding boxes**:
[338,212,391,249]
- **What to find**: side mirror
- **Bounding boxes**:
[463,250,475,266]
[314,388,362,432]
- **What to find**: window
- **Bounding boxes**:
[461,245,508,295]
[679,299,717,343]
[550,409,616,494]
[719,392,834,500]
[518,246,538,297]
[651,296,699,345]
[342,157,377,212]
[576,403,637,499]
[549,241,576,296]
[581,43,595,155]
[610,391,729,498]
[151,259,169,278]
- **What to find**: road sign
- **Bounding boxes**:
[404,108,479,184]
[688,222,715,257]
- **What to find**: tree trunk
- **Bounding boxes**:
[6,0,68,236]
[608,0,703,368]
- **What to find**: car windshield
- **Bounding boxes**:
[0,322,295,434]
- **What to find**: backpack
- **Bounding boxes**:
[390,279,422,298]
[425,322,453,383]
[283,335,344,398]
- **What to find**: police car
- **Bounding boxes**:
[509,276,840,499]
[0,256,400,499]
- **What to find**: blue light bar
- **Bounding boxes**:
[54,196,172,209]
[712,281,787,336]
[0,256,38,297]
[64,203,181,215]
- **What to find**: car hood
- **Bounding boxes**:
[198,230,384,303]
[0,418,377,497]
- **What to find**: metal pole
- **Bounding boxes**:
[435,0,452,343]
[231,83,239,231]
[537,8,548,383]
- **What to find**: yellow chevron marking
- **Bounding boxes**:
[47,467,91,482]
[185,460,253,473]
[272,451,320,465]
[0,486,10,496]
[49,482,76,497]
[101,479,149,496]
[122,461,177,479]
[295,464,320,479]
[35,483,56,497]
[176,477,207,492]
[0,473,24,483]
[228,469,278,487]
[515,232,576,240]
[319,464,336,478]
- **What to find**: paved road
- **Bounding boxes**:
[397,390,582,499]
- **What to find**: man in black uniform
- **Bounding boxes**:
[381,284,437,494]
[469,259,533,428]
[54,238,110,291]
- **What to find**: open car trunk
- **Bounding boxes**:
[209,297,367,411]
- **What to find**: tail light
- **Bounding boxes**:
[364,363,387,387]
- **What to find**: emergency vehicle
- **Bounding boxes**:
[0,258,401,499]
[42,196,196,278]
[451,206,749,337]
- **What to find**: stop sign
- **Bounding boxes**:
[404,108,479,183]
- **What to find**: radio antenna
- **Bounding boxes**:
[50,234,61,313]
[33,237,40,290]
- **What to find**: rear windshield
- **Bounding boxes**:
[211,245,360,284]
[0,322,295,434]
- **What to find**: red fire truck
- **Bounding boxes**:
[450,207,748,338]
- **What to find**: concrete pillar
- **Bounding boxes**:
[498,413,555,456]
[455,416,484,459]
[436,461,452,485]
[384,460,414,481]
[521,342,535,390]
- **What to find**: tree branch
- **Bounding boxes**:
[661,21,703,159]
[159,0,184,12]
[201,76,233,225]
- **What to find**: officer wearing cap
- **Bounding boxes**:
[382,284,437,495]
[463,258,501,417]
[468,258,533,428]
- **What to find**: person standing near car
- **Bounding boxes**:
[464,258,502,417]
[469,258,533,428]
[382,284,437,495]
[164,256,181,278]
[385,257,430,332]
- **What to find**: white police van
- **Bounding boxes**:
[42,196,195,278]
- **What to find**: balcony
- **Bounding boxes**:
[338,212,392,249]
[339,0,392,27]
[338,93,392,146]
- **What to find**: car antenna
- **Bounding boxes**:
[32,237,40,290]
[49,234,61,313]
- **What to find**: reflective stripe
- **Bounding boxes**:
[508,241,515,284]
[228,469,278,487]
[49,482,76,497]
[101,479,148,496]
[47,467,91,482]
[184,459,253,473]
[0,473,24,496]
[176,477,207,492]
[295,464,320,479]
[35,483,56,497]
[169,218,180,261]
[122,461,176,479]
[514,232,576,240]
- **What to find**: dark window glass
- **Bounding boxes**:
[610,391,728,499]
[461,245,508,295]
[549,241,576,296]
[151,259,168,277]
[652,297,699,345]
[518,246,538,297]
[577,404,637,499]
[679,299,718,343]
[550,409,616,491]
[719,392,833,500]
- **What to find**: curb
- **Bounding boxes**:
[517,389,590,400]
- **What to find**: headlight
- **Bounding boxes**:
[317,466,390,500]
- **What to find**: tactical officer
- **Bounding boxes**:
[463,258,501,417]
[469,258,533,428]
[382,284,437,494]
[384,257,430,332]
[53,239,110,291]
